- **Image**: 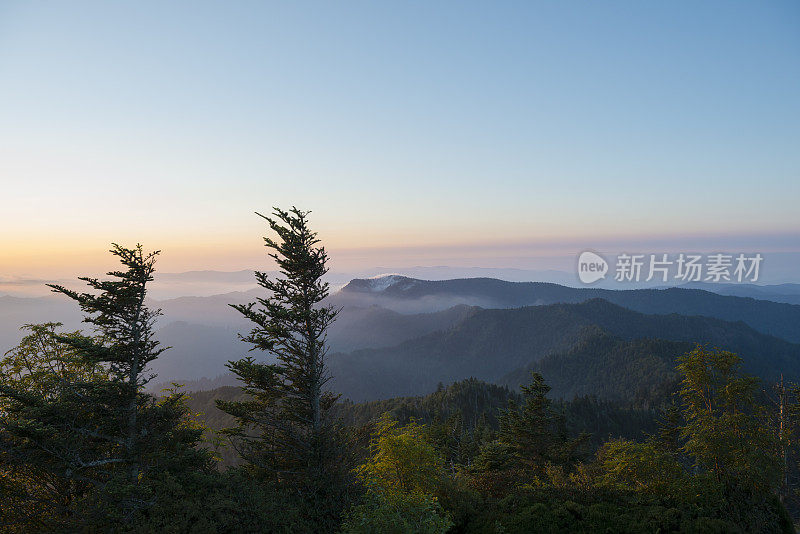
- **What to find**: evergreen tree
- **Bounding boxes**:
[495,372,587,472]
[217,207,351,531]
[47,245,165,486]
[0,245,212,529]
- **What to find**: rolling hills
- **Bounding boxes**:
[328,299,800,401]
[337,276,800,343]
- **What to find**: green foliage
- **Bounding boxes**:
[477,372,588,478]
[594,438,693,498]
[486,487,791,534]
[336,377,513,430]
[678,345,781,493]
[346,414,453,534]
[216,208,353,531]
[557,395,661,449]
[577,346,792,533]
[0,323,105,531]
[357,413,445,495]
[110,470,304,534]
[0,245,215,531]
[193,377,661,471]
[341,486,452,534]
[0,323,106,395]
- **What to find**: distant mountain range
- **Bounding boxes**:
[0,290,477,385]
[678,282,800,305]
[329,299,800,402]
[4,275,800,396]
[337,276,800,343]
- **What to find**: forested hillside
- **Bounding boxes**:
[338,276,800,342]
[188,377,663,463]
[328,299,800,401]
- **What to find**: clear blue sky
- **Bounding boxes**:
[1,1,798,275]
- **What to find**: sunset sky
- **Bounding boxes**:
[1,1,798,278]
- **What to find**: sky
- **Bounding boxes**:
[1,1,799,279]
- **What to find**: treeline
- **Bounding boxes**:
[186,376,662,471]
[1,209,799,533]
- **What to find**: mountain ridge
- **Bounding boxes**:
[337,276,800,343]
[328,298,800,402]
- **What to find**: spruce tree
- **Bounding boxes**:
[217,207,351,531]
[485,372,586,475]
[49,245,164,478]
[498,372,559,466]
[0,244,211,529]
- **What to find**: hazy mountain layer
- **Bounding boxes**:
[5,276,800,389]
[338,276,800,342]
[328,299,800,402]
